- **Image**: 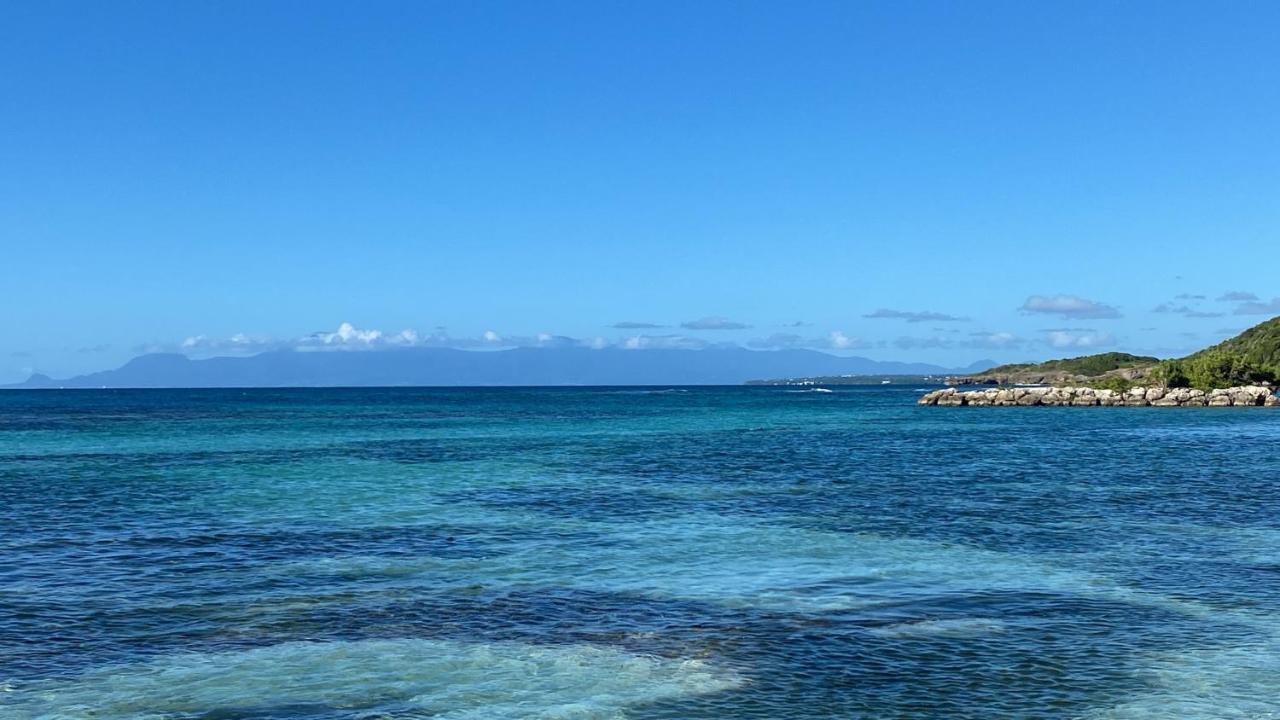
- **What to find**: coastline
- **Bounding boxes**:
[918,385,1280,407]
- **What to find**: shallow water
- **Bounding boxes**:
[2,386,1279,718]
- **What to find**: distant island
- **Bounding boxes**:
[920,316,1280,407]
[746,374,949,386]
[2,348,996,389]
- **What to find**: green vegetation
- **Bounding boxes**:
[982,352,1159,378]
[1154,349,1275,390]
[957,317,1280,391]
[1088,375,1136,392]
[1186,316,1280,377]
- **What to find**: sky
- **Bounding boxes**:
[2,1,1278,382]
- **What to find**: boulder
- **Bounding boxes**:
[1229,389,1252,406]
[919,389,951,405]
[920,384,1279,408]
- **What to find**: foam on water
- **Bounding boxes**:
[264,512,1105,614]
[0,638,743,720]
[1082,638,1280,719]
[248,514,1280,719]
[866,618,1008,638]
[265,510,1232,619]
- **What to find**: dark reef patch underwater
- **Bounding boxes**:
[3,386,1280,719]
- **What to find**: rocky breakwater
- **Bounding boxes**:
[918,385,1280,407]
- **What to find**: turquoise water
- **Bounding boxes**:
[2,386,1280,719]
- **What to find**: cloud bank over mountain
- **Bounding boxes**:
[6,345,995,389]
[8,283,1272,385]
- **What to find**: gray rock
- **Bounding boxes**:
[920,384,1279,408]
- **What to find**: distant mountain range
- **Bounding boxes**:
[4,348,997,388]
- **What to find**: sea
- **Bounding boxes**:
[2,385,1279,719]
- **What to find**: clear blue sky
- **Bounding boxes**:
[3,1,1278,382]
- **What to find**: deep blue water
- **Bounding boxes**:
[2,386,1279,719]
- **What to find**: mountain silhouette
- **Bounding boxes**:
[4,348,995,388]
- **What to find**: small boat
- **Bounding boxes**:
[880,380,892,385]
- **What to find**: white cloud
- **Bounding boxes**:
[892,331,1024,351]
[1152,303,1224,318]
[968,331,1021,348]
[827,330,863,349]
[1216,291,1259,302]
[621,334,709,350]
[680,316,751,330]
[1020,295,1121,319]
[863,309,968,323]
[311,322,384,346]
[1233,298,1280,315]
[162,319,1045,358]
[611,321,665,329]
[746,331,869,351]
[179,333,276,354]
[1045,330,1116,349]
[390,329,419,345]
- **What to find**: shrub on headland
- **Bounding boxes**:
[1089,376,1135,392]
[1187,316,1280,377]
[1154,351,1275,390]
